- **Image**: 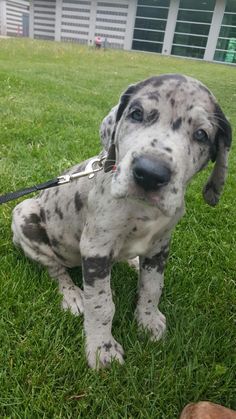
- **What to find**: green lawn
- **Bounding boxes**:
[0,38,235,418]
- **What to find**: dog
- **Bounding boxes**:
[12,74,232,369]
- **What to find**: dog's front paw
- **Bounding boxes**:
[86,336,124,369]
[136,308,166,341]
[61,285,84,315]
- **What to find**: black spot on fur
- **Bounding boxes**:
[146,109,160,125]
[26,213,41,224]
[55,204,63,220]
[188,117,192,125]
[107,127,111,138]
[51,237,59,247]
[22,220,50,245]
[172,117,182,130]
[82,255,111,286]
[151,138,158,147]
[164,147,172,153]
[40,208,46,223]
[147,91,160,102]
[74,191,83,212]
[46,209,51,220]
[103,342,112,352]
[170,98,175,107]
[141,245,169,274]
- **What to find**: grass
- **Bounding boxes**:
[0,38,235,418]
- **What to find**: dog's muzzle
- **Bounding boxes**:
[132,157,171,191]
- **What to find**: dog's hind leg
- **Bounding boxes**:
[12,198,84,315]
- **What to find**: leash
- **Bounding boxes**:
[0,155,106,205]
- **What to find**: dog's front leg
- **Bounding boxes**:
[136,240,170,341]
[82,254,124,369]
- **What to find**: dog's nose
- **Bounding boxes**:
[133,157,171,191]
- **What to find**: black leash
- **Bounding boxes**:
[0,177,59,205]
[0,156,107,205]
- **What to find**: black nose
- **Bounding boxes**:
[133,157,171,191]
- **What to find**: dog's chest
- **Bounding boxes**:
[119,216,172,259]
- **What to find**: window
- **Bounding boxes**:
[132,0,170,53]
[171,0,215,59]
[214,0,236,64]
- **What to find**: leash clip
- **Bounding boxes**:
[57,155,107,185]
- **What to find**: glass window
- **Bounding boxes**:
[172,45,205,59]
[132,0,169,53]
[219,25,236,38]
[173,33,208,48]
[135,17,167,31]
[178,10,213,24]
[132,40,163,53]
[214,49,236,64]
[225,0,236,13]
[136,6,169,19]
[214,1,236,64]
[138,0,170,6]
[171,1,214,59]
[134,29,164,42]
[179,0,215,11]
[222,13,236,27]
[175,21,210,36]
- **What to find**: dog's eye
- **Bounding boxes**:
[193,129,208,142]
[130,109,143,122]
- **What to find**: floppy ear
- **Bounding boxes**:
[102,84,137,172]
[203,105,232,206]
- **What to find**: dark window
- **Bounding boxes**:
[179,0,215,11]
[134,29,164,42]
[136,6,169,19]
[175,21,210,36]
[173,33,208,48]
[216,37,236,51]
[219,25,236,38]
[132,40,163,53]
[135,17,167,31]
[214,49,236,64]
[172,45,205,59]
[178,10,213,24]
[225,0,236,13]
[222,13,236,26]
[138,0,170,6]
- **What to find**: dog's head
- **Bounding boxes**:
[101,74,232,217]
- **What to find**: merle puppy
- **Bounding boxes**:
[12,74,232,369]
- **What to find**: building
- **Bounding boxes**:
[0,0,235,65]
[0,0,29,37]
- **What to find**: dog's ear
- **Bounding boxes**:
[203,104,232,206]
[103,84,137,172]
